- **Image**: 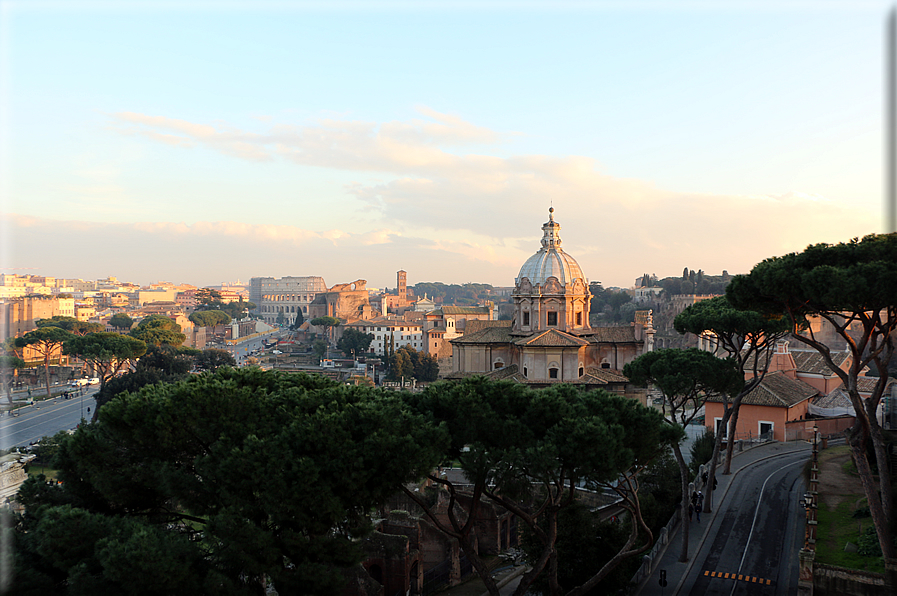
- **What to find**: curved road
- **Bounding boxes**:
[683,448,809,595]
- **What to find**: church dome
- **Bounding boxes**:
[516,208,586,287]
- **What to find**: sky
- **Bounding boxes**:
[1,1,893,290]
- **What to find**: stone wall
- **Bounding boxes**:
[813,563,888,596]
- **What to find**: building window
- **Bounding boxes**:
[578,366,584,377]
[547,312,557,326]
[576,312,582,326]
[523,312,530,326]
[523,366,528,378]
[549,368,559,379]
[601,362,610,369]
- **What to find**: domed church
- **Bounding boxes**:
[450,208,655,392]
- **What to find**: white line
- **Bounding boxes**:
[730,458,805,596]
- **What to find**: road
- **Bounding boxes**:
[681,448,809,595]
[0,389,98,450]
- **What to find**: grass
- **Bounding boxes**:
[27,466,59,483]
[814,445,886,574]
[816,498,885,573]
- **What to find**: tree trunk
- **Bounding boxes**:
[704,424,725,513]
[846,426,896,561]
[511,508,559,596]
[43,356,52,399]
[724,405,742,475]
[868,411,894,527]
[399,484,502,596]
[458,533,501,596]
[565,493,653,596]
[671,441,691,562]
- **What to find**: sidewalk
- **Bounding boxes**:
[634,440,811,596]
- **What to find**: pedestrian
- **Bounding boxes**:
[696,490,705,521]
[688,502,694,522]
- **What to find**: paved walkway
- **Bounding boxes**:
[634,440,812,596]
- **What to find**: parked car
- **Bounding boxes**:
[88,377,100,385]
[71,378,89,387]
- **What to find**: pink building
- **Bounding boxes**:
[704,340,849,442]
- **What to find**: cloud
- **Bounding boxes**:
[100,109,880,287]
[2,214,520,288]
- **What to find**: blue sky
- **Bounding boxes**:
[1,1,891,289]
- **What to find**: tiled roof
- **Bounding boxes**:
[856,376,896,394]
[440,306,491,315]
[450,321,514,344]
[791,350,851,375]
[513,329,590,347]
[346,317,421,329]
[576,366,630,385]
[825,376,896,397]
[738,345,850,376]
[707,371,818,408]
[444,364,629,387]
[589,327,638,343]
[465,319,511,334]
[482,364,527,382]
[814,389,852,409]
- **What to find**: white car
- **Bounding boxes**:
[88,377,100,385]
[272,350,283,355]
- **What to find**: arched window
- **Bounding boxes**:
[549,368,559,379]
[578,366,584,377]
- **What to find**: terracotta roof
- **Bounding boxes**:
[444,364,629,387]
[450,321,514,344]
[738,345,850,376]
[346,317,421,329]
[856,376,897,394]
[465,319,511,334]
[814,389,853,409]
[791,350,851,375]
[824,376,896,397]
[588,327,638,343]
[439,306,491,315]
[513,329,590,348]
[482,364,527,382]
[576,366,630,385]
[707,371,818,408]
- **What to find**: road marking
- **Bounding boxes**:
[702,569,775,585]
[730,458,804,596]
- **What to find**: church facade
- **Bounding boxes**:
[449,209,654,392]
